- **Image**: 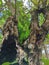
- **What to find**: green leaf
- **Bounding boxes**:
[0,0,2,5]
[42,58,49,65]
[47,0,49,6]
[31,0,38,6]
[2,62,10,65]
[38,13,45,26]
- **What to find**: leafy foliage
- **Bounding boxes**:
[2,62,10,65]
[38,13,45,26]
[44,34,49,44]
[18,13,31,44]
[42,58,49,65]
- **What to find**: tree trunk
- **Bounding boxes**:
[18,9,49,65]
[28,11,42,65]
[28,43,42,65]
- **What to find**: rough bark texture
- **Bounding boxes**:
[42,9,49,31]
[4,0,15,15]
[27,11,42,65]
[0,16,19,65]
[0,8,49,65]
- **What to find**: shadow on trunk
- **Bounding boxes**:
[0,35,18,65]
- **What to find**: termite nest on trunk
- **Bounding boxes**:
[0,16,19,62]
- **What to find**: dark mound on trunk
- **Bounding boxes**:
[0,35,17,64]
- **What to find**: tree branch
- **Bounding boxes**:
[42,10,49,31]
[4,0,15,15]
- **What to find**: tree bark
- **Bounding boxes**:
[42,9,49,31]
[4,0,15,15]
[28,44,42,65]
